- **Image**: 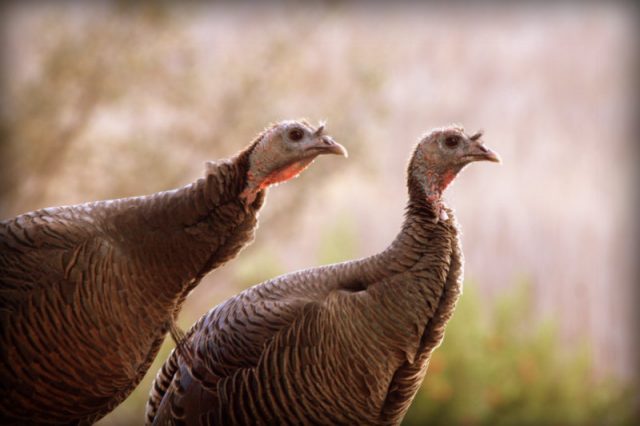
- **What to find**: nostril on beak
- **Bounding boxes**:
[316,136,348,157]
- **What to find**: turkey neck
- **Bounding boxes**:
[345,173,459,362]
[340,172,456,289]
[107,145,264,301]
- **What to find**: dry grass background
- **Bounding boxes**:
[1,2,637,424]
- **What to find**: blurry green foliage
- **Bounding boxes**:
[403,283,638,425]
[12,5,629,424]
[233,246,285,289]
[317,213,360,265]
[103,227,639,425]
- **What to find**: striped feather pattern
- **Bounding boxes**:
[0,143,266,424]
[147,193,463,426]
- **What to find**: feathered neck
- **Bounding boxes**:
[376,164,458,270]
[358,172,455,279]
[235,126,279,205]
[232,132,263,190]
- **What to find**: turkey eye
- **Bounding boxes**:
[288,128,304,141]
[444,136,460,148]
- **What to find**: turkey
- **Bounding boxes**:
[0,119,347,425]
[146,125,500,425]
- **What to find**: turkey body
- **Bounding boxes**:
[0,157,265,425]
[148,196,463,426]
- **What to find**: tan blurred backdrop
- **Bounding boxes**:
[1,2,637,424]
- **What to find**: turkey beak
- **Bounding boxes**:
[465,139,501,164]
[311,135,349,158]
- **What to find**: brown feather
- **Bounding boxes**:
[0,120,336,424]
[146,128,482,425]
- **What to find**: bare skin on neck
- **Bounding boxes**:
[424,169,456,222]
[239,120,347,207]
[412,126,500,223]
[241,158,316,205]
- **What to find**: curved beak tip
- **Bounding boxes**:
[486,150,501,164]
[319,137,348,158]
[469,141,501,164]
[337,144,349,158]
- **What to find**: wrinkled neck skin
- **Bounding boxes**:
[241,148,316,206]
[410,160,463,222]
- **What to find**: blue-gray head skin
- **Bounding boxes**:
[240,120,348,204]
[408,125,500,220]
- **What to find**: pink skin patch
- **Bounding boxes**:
[425,170,452,202]
[424,168,456,222]
[241,158,314,207]
[440,169,456,191]
[258,160,313,189]
[434,170,456,221]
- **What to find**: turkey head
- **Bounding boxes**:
[241,120,347,204]
[409,126,500,220]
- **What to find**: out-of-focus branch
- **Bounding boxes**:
[16,69,102,214]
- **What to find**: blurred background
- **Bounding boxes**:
[1,2,638,424]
